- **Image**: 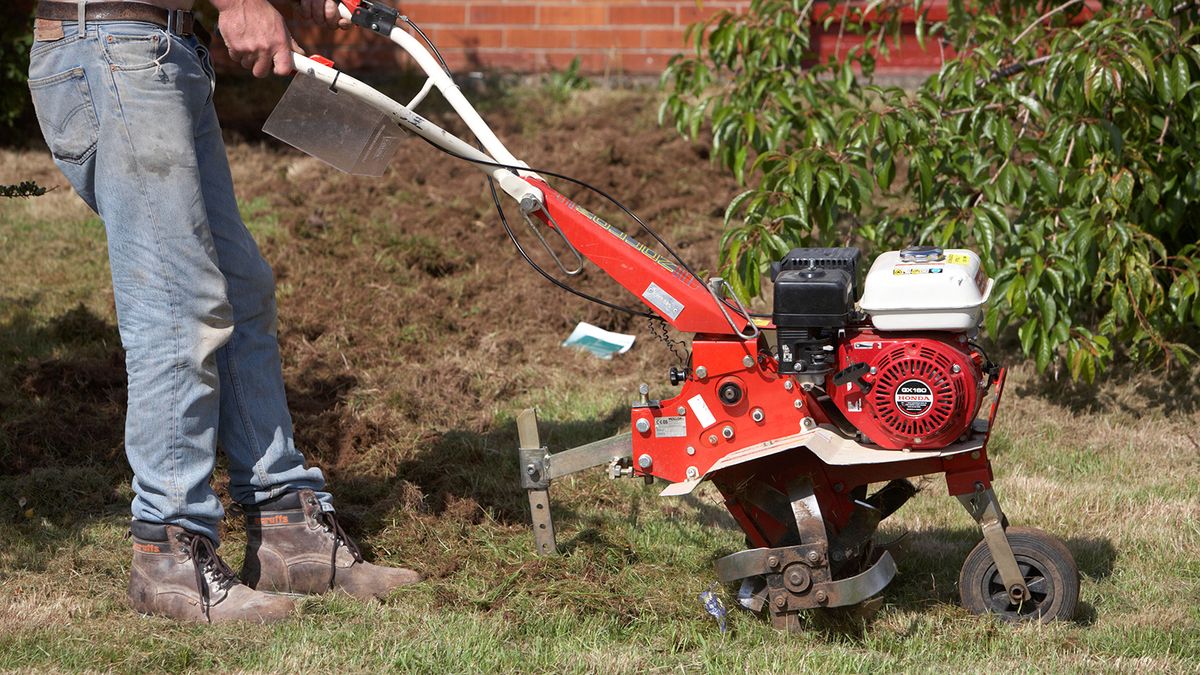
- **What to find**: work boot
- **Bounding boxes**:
[127,521,295,623]
[241,489,421,600]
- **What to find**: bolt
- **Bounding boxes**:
[686,466,699,479]
[721,426,734,440]
[971,451,981,460]
[801,382,814,391]
[708,434,718,445]
[815,590,828,604]
[833,482,844,493]
[743,355,754,368]
[695,366,708,379]
[767,556,780,569]
[800,417,814,430]
[751,408,765,422]
[637,454,653,469]
[526,463,537,476]
[686,446,696,456]
[870,367,877,374]
[519,195,541,213]
[774,595,787,608]
[635,418,651,434]
[807,550,820,564]
[794,399,803,409]
[788,570,804,586]
[677,406,687,416]
[952,364,962,373]
[784,380,795,391]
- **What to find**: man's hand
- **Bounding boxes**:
[212,0,302,78]
[299,0,351,29]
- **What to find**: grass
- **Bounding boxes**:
[2,91,1199,672]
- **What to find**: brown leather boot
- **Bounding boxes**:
[127,521,295,623]
[240,490,421,600]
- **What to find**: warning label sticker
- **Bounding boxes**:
[895,379,934,417]
[655,416,687,438]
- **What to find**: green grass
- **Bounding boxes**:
[2,123,1199,672]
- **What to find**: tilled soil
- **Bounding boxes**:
[1,84,739,531]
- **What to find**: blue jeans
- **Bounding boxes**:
[28,20,331,543]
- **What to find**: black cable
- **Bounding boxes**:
[487,177,656,318]
[400,16,452,75]
[411,136,708,289]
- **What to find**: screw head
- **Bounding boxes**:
[751,408,765,422]
[707,434,718,445]
[815,590,828,603]
[794,399,803,409]
[743,355,754,368]
[677,406,686,416]
[788,570,804,586]
[637,454,652,469]
[971,450,981,460]
[686,446,696,456]
[807,550,820,564]
[721,426,734,439]
[635,418,651,434]
[800,417,815,430]
[784,380,795,391]
[952,364,962,373]
[686,466,699,479]
[767,556,780,568]
[774,594,787,608]
[695,366,708,379]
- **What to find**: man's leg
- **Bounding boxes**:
[186,42,330,508]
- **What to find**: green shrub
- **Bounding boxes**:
[662,0,1200,380]
[1,2,34,131]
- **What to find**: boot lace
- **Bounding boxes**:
[316,510,364,590]
[183,533,239,622]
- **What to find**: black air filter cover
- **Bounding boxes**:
[771,248,860,328]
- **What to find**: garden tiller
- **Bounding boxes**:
[271,0,1080,629]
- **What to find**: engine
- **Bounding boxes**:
[772,246,993,451]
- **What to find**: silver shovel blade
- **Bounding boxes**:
[263,72,404,177]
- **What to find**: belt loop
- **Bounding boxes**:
[76,0,86,39]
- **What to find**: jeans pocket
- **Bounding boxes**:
[101,30,169,71]
[27,67,100,165]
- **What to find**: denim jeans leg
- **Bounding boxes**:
[29,22,230,541]
[189,45,331,511]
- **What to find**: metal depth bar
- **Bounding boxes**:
[518,408,556,555]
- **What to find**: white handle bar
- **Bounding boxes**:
[288,3,544,208]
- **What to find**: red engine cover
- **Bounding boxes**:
[830,330,983,450]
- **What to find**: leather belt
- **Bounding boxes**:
[35,1,211,46]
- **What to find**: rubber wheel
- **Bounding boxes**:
[958,526,1079,623]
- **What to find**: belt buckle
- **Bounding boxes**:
[165,9,191,37]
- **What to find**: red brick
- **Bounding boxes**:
[610,6,674,25]
[539,5,607,25]
[505,28,575,49]
[621,51,673,73]
[422,27,504,48]
[395,3,467,24]
[642,28,686,50]
[469,4,536,25]
[677,4,738,26]
[575,29,643,49]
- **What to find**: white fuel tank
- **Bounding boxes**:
[858,246,993,332]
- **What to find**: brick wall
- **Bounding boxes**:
[278,1,946,75]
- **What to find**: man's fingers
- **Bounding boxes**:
[273,48,297,77]
[324,0,339,25]
[290,38,306,56]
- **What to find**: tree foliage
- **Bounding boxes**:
[662,0,1200,380]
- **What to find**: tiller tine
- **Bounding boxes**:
[714,477,898,632]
